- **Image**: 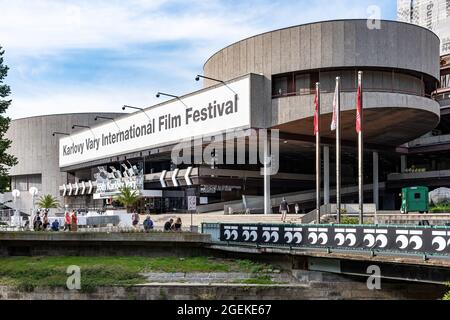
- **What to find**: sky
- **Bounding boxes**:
[0,0,397,120]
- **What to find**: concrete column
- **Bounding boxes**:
[263,136,271,214]
[400,155,407,173]
[323,145,330,204]
[373,151,379,210]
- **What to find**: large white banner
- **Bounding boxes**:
[59,77,251,167]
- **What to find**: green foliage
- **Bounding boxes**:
[115,186,140,212]
[0,46,18,192]
[430,203,450,213]
[340,215,359,225]
[444,283,450,300]
[236,275,275,285]
[0,256,273,290]
[36,194,60,209]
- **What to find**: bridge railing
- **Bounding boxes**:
[201,222,450,258]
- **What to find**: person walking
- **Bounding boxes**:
[42,211,49,231]
[33,212,42,231]
[294,203,300,214]
[64,210,71,231]
[70,210,78,232]
[279,197,289,223]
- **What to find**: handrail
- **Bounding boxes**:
[272,87,429,99]
[202,222,450,257]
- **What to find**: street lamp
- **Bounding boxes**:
[52,132,70,137]
[11,189,21,228]
[29,187,38,230]
[195,75,237,94]
[52,132,74,143]
[95,116,121,130]
[156,92,189,108]
[71,124,96,138]
[122,105,151,120]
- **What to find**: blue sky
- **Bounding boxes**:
[0,0,397,119]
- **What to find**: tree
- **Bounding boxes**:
[115,187,139,213]
[37,194,60,210]
[0,46,18,192]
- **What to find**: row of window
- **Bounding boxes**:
[10,174,42,192]
[272,69,427,97]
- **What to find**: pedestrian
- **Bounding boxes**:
[279,197,289,223]
[64,210,71,231]
[294,203,300,214]
[131,211,140,229]
[143,215,154,233]
[33,212,42,231]
[42,211,49,230]
[164,218,173,232]
[172,217,182,232]
[71,210,78,232]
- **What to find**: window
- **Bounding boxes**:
[272,76,289,96]
[295,73,311,95]
[11,174,42,191]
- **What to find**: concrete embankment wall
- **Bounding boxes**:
[0,232,211,257]
[0,276,446,300]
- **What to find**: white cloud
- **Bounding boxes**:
[0,0,395,119]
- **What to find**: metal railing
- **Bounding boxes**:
[201,222,450,258]
[272,87,429,99]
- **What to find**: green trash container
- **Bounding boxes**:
[400,186,429,213]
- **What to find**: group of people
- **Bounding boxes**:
[164,217,182,232]
[279,198,302,223]
[131,211,154,232]
[63,210,78,232]
[30,209,50,231]
[131,211,182,232]
[29,209,78,232]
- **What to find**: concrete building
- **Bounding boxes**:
[398,0,450,55]
[36,19,439,214]
[3,113,122,214]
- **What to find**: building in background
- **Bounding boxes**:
[3,113,122,215]
[398,0,450,55]
[391,1,450,197]
[1,19,444,216]
[55,20,440,213]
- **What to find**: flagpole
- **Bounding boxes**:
[315,82,321,224]
[358,71,364,224]
[336,77,341,224]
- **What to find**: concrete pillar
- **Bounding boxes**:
[323,145,330,204]
[263,136,271,214]
[400,155,407,173]
[373,151,379,210]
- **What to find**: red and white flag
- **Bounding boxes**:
[356,81,362,133]
[330,81,338,131]
[313,87,319,135]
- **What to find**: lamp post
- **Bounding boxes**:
[53,132,74,143]
[29,187,38,230]
[72,124,96,138]
[95,116,121,130]
[195,75,236,94]
[11,189,20,228]
[156,92,189,108]
[122,105,151,120]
